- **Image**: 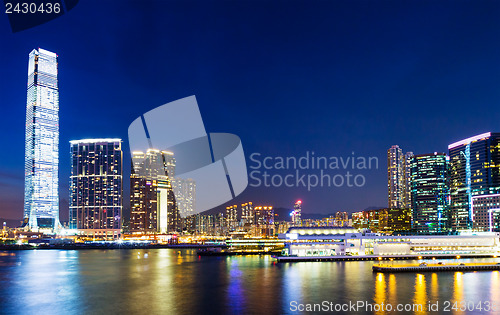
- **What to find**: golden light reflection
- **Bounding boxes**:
[431,273,438,300]
[388,274,397,306]
[374,273,387,315]
[453,272,464,314]
[413,274,428,315]
[490,271,500,309]
[177,250,183,264]
[152,250,177,314]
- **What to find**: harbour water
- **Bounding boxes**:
[0,249,499,314]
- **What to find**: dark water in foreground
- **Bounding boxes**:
[0,250,499,314]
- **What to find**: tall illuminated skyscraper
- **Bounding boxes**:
[388,145,404,208]
[387,145,412,209]
[410,153,449,233]
[24,48,60,230]
[69,139,123,233]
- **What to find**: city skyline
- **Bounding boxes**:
[6,51,500,223]
[3,3,500,315]
[3,1,500,220]
[8,47,500,231]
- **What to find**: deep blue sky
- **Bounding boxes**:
[1,0,500,221]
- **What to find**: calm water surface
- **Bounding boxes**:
[0,249,499,314]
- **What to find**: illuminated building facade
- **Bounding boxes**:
[386,208,412,233]
[188,213,225,235]
[410,153,449,233]
[241,202,254,225]
[404,152,414,208]
[275,221,290,234]
[254,206,274,237]
[240,202,254,233]
[351,212,366,229]
[291,200,302,226]
[388,145,404,208]
[69,139,123,231]
[183,215,196,234]
[196,214,215,235]
[471,194,500,232]
[351,208,411,234]
[279,227,500,258]
[225,205,238,232]
[335,211,349,227]
[215,213,225,235]
[130,149,179,233]
[172,178,196,218]
[387,146,412,209]
[24,48,60,230]
[449,132,500,230]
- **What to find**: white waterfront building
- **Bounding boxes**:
[279,227,500,258]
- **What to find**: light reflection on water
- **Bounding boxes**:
[0,250,499,314]
[413,274,428,315]
[374,273,387,315]
[453,272,464,314]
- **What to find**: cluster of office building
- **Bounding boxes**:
[279,135,500,258]
[383,136,500,234]
[349,136,500,235]
[21,48,186,238]
[19,48,309,240]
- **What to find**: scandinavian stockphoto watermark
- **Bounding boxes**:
[289,300,500,313]
[249,151,378,191]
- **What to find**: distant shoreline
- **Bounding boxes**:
[0,243,222,251]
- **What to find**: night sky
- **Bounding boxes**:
[2,0,500,221]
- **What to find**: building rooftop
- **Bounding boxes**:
[70,138,122,144]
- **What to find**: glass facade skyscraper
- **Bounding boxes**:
[69,139,123,230]
[449,132,500,230]
[24,48,60,230]
[410,153,449,233]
